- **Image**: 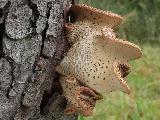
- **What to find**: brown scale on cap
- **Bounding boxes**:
[56,4,142,116]
[60,76,102,116]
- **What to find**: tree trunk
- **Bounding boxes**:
[0,0,78,119]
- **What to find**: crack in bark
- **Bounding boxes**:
[0,1,11,18]
[71,0,79,4]
[26,0,40,34]
[0,23,5,58]
[0,8,3,18]
[40,71,61,115]
[40,2,52,57]
[40,91,57,115]
[0,1,11,58]
[4,56,16,98]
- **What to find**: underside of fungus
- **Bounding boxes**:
[56,4,142,116]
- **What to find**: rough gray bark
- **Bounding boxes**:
[0,0,78,120]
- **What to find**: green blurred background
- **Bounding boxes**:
[79,0,160,120]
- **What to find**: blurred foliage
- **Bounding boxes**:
[80,0,160,43]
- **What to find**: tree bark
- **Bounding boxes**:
[0,0,78,120]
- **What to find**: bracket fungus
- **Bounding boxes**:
[56,4,142,116]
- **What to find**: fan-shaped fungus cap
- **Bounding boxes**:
[69,4,123,28]
[95,36,142,61]
[56,37,142,94]
[65,4,121,45]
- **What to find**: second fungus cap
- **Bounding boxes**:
[69,4,123,28]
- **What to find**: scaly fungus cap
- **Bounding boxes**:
[56,37,142,94]
[70,4,123,28]
[66,4,121,45]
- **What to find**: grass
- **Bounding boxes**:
[78,44,160,120]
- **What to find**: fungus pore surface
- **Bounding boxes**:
[56,4,142,116]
